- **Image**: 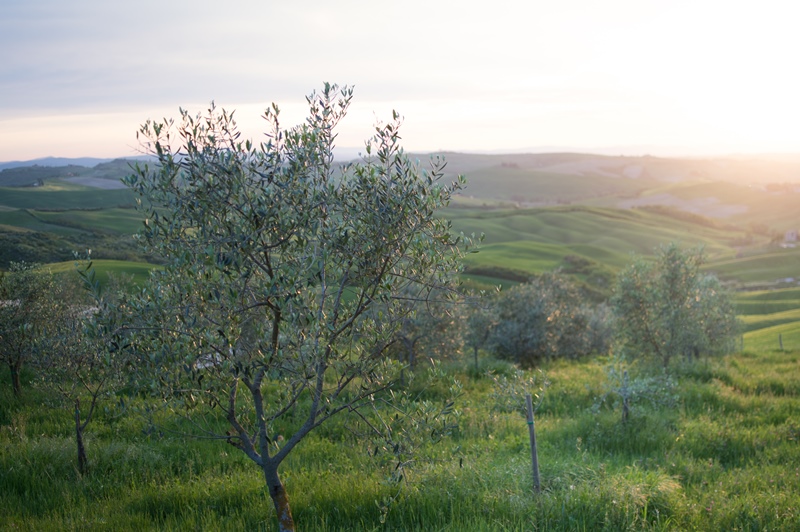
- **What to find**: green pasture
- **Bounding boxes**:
[629,179,799,230]
[446,205,757,289]
[442,153,799,233]
[0,210,91,235]
[0,186,134,210]
[740,308,800,333]
[447,205,742,259]
[32,208,144,235]
[736,287,800,351]
[2,349,800,530]
[735,287,800,314]
[709,248,800,285]
[744,323,800,353]
[464,240,568,273]
[46,259,157,287]
[0,165,92,187]
[458,166,651,204]
[460,272,518,291]
[0,207,142,236]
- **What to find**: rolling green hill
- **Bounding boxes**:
[444,204,776,292]
[0,153,796,304]
[455,165,654,205]
[0,185,134,210]
[734,288,800,352]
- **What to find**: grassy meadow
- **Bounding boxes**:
[2,345,800,530]
[46,259,157,287]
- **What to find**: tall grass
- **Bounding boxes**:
[3,348,800,530]
[0,186,134,210]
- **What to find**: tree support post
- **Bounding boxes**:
[525,393,541,493]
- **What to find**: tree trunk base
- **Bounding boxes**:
[265,466,295,531]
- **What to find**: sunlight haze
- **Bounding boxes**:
[1,0,798,161]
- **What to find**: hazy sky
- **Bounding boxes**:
[1,0,799,161]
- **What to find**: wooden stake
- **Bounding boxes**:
[525,393,541,493]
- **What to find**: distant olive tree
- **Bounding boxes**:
[32,261,131,475]
[593,355,678,424]
[389,284,466,372]
[122,84,471,531]
[463,293,497,371]
[0,262,75,397]
[488,272,601,367]
[611,243,739,368]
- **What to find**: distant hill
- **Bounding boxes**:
[422,152,800,186]
[0,155,153,171]
[415,152,800,233]
[0,158,149,188]
[0,157,115,170]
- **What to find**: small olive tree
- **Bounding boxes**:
[593,355,678,424]
[122,84,470,531]
[390,284,465,371]
[488,272,599,367]
[461,288,499,371]
[32,261,131,475]
[611,243,739,368]
[0,262,73,397]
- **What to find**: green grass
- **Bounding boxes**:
[736,287,800,314]
[624,179,800,231]
[736,287,800,351]
[3,349,800,530]
[0,209,92,235]
[740,308,800,333]
[458,165,652,204]
[444,205,757,291]
[46,259,157,287]
[744,323,800,353]
[709,248,800,285]
[0,186,134,210]
[32,208,143,235]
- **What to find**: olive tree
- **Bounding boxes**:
[611,243,739,368]
[123,84,470,531]
[32,261,131,475]
[488,272,598,367]
[390,284,465,371]
[0,262,73,397]
[463,294,497,371]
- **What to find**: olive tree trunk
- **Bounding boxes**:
[264,463,295,532]
[75,400,88,475]
[10,361,22,397]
